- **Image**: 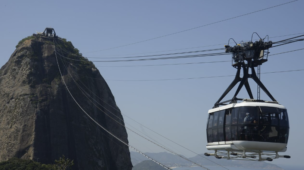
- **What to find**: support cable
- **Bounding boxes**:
[58,51,228,63]
[55,33,303,62]
[105,69,304,82]
[54,40,172,170]
[92,47,304,68]
[56,44,224,60]
[84,0,298,53]
[94,60,230,68]
[87,31,303,58]
[59,47,304,69]
[57,50,227,170]
[56,49,213,170]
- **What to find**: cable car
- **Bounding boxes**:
[204,36,290,161]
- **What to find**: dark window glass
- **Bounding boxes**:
[259,113,270,126]
[207,114,214,129]
[207,129,213,143]
[279,109,289,127]
[231,108,238,125]
[213,112,219,127]
[231,126,238,140]
[237,124,246,140]
[218,127,224,141]
[238,107,258,125]
[225,109,232,125]
[227,107,289,144]
[225,126,231,141]
[259,107,280,126]
[268,126,279,142]
[270,113,279,126]
[218,110,225,127]
[239,125,254,141]
[257,125,272,142]
[212,129,218,142]
[246,125,260,141]
[278,127,289,143]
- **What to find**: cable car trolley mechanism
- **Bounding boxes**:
[205,33,290,161]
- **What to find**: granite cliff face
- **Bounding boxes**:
[0,35,132,170]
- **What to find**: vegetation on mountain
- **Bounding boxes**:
[16,36,36,48]
[0,156,73,170]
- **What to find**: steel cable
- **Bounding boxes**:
[57,49,227,170]
[84,0,298,53]
[57,48,213,170]
[54,40,173,170]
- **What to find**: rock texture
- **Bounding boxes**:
[0,35,132,170]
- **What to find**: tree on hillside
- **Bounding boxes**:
[0,156,74,170]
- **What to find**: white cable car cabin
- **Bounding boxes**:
[205,37,290,161]
[205,100,289,161]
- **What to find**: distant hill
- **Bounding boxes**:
[131,152,283,170]
[131,152,189,167]
[133,160,166,170]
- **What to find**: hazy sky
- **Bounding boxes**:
[1,0,303,168]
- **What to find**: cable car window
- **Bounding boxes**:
[278,127,289,143]
[225,109,232,125]
[213,111,219,127]
[231,108,238,125]
[243,126,254,141]
[270,113,279,126]
[268,126,279,142]
[258,125,271,141]
[218,127,224,141]
[207,129,213,143]
[218,110,225,127]
[251,125,259,141]
[212,129,218,142]
[238,107,258,125]
[279,109,289,127]
[256,125,279,142]
[231,126,238,140]
[238,124,246,140]
[259,107,279,126]
[207,114,214,129]
[225,126,231,141]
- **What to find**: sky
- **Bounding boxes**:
[1,0,304,168]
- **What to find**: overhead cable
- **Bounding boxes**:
[85,0,298,53]
[86,31,304,58]
[58,50,228,63]
[57,44,224,59]
[88,48,224,59]
[94,47,304,68]
[58,52,227,170]
[56,32,303,61]
[54,41,173,170]
[272,34,304,48]
[105,69,304,82]
[96,60,230,68]
[57,50,211,170]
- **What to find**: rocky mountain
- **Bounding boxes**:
[0,34,132,170]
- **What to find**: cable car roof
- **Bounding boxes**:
[208,100,286,114]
